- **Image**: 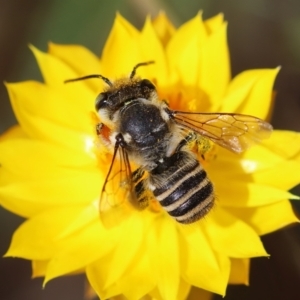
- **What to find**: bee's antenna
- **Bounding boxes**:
[64,74,113,87]
[130,61,155,79]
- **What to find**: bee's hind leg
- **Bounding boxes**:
[175,132,212,161]
[174,131,197,152]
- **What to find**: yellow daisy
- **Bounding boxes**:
[1,12,300,300]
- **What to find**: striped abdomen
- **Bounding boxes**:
[149,151,214,224]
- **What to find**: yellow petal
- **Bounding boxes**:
[197,21,230,109]
[179,224,230,295]
[177,279,191,300]
[55,201,99,241]
[208,146,283,178]
[204,13,224,33]
[30,46,95,95]
[8,80,94,129]
[32,260,49,277]
[77,213,151,299]
[0,134,102,217]
[238,143,287,172]
[187,287,213,300]
[0,169,101,218]
[48,43,102,91]
[151,11,175,46]
[211,142,300,195]
[229,200,298,235]
[44,219,119,284]
[0,125,27,141]
[228,258,249,285]
[167,14,207,89]
[262,130,300,159]
[0,131,96,173]
[205,208,268,258]
[216,181,298,208]
[5,82,96,151]
[221,68,279,118]
[148,287,162,300]
[102,212,145,289]
[5,206,87,260]
[118,251,156,300]
[147,269,191,300]
[101,13,140,78]
[86,258,121,300]
[139,17,168,85]
[0,140,101,217]
[214,131,300,176]
[145,217,180,300]
[252,160,300,190]
[16,204,110,285]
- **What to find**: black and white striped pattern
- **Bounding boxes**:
[150,151,214,224]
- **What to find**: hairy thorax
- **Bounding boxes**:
[119,100,172,167]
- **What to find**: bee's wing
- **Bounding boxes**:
[99,142,135,228]
[171,110,273,153]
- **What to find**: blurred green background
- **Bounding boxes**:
[0,0,300,299]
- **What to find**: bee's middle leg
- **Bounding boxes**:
[131,168,149,210]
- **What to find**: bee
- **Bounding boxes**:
[65,62,273,225]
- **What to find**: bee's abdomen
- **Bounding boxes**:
[151,152,214,224]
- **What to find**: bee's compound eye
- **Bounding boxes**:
[95,93,108,111]
[140,79,156,90]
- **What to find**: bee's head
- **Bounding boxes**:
[95,78,156,113]
[95,61,156,121]
[64,61,156,122]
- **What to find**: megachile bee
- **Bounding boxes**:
[65,61,272,225]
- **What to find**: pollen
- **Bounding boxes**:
[149,198,162,213]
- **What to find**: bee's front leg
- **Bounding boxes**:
[96,122,112,146]
[96,123,103,136]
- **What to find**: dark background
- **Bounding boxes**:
[0,1,300,299]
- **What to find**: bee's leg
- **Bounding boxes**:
[132,167,145,183]
[131,169,149,210]
[96,122,112,145]
[133,179,149,209]
[176,132,212,160]
[161,99,169,106]
[174,131,197,152]
[96,123,103,136]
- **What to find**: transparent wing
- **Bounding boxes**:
[99,142,135,228]
[170,110,273,153]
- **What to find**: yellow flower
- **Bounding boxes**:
[1,12,300,300]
